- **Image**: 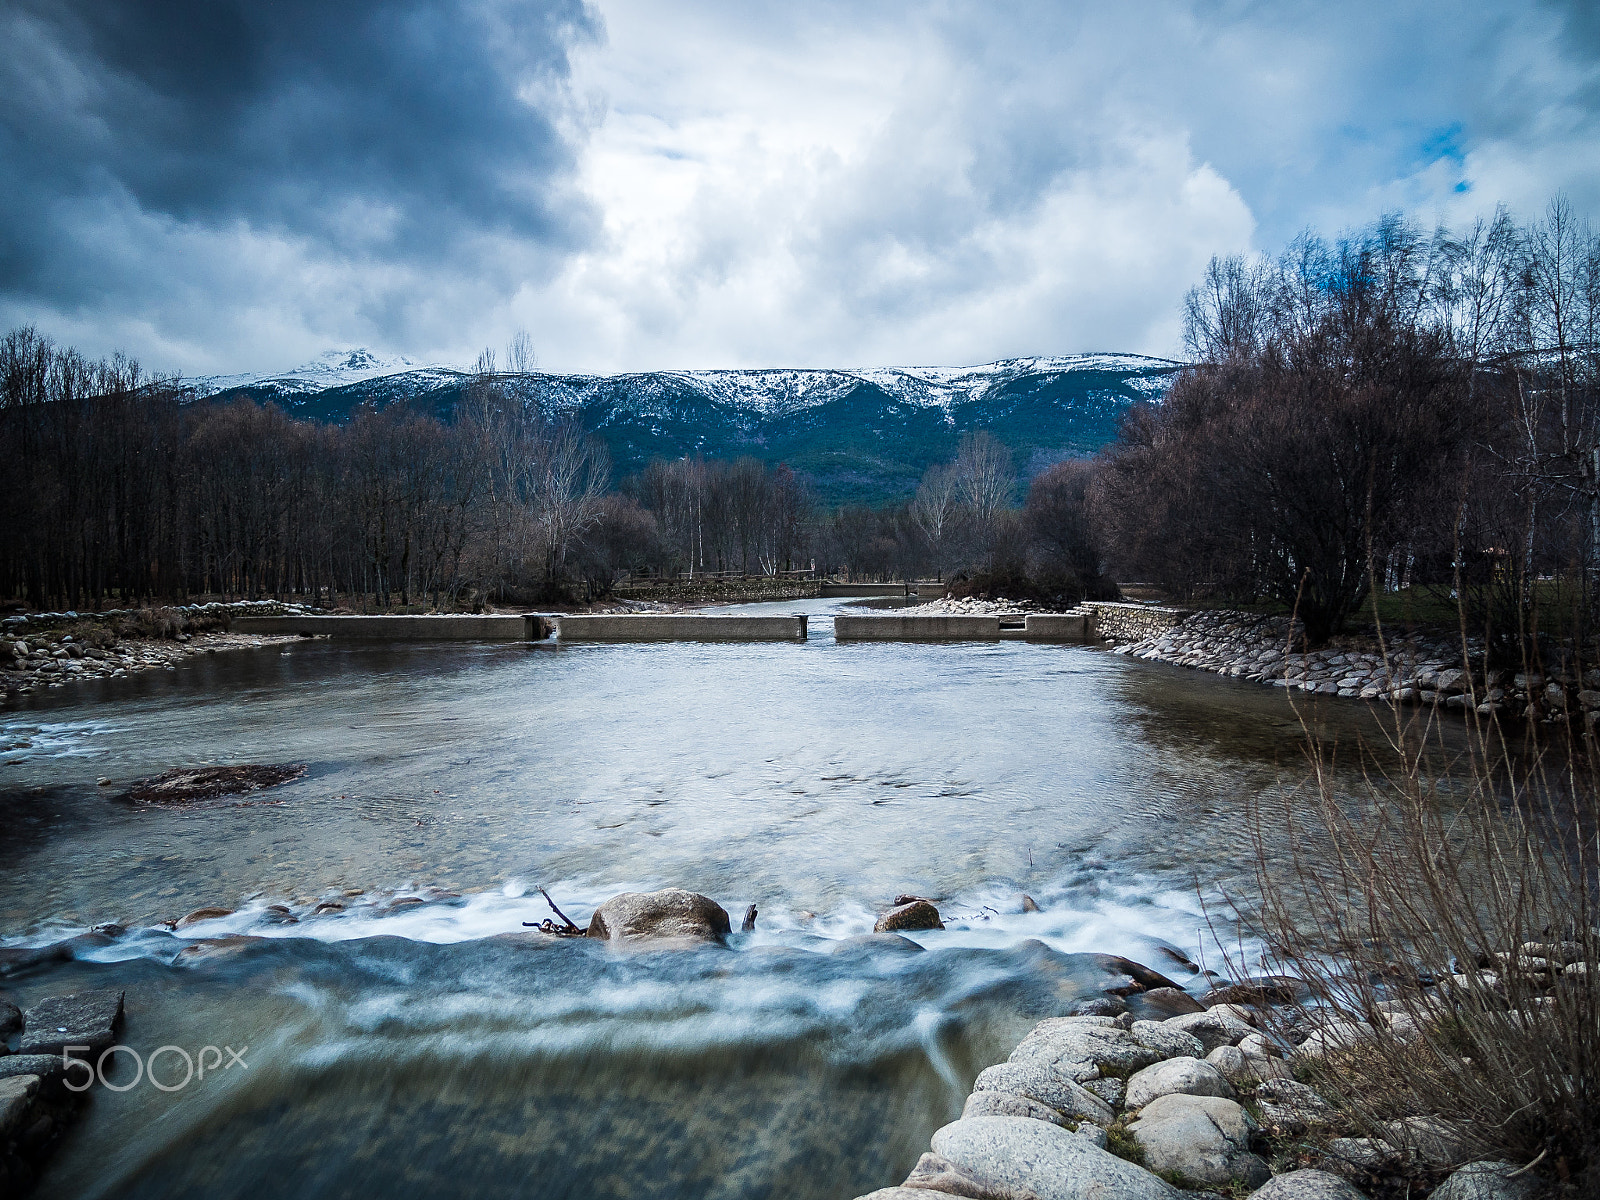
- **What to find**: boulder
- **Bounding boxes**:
[1254,1077,1335,1133]
[1129,1020,1205,1061]
[585,889,731,944]
[962,1089,1070,1127]
[1125,1094,1271,1188]
[873,899,943,933]
[1163,1009,1254,1052]
[1125,1057,1235,1110]
[1248,1169,1367,1200]
[1202,1001,1258,1027]
[974,1061,1116,1125]
[1321,1137,1398,1173]
[1132,986,1205,1018]
[19,988,125,1056]
[1201,975,1311,1006]
[175,906,235,929]
[0,1073,38,1137]
[0,998,20,1038]
[1430,1161,1545,1200]
[1009,1016,1159,1079]
[853,1191,943,1200]
[929,1115,1183,1199]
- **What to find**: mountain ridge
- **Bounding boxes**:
[199,352,1182,505]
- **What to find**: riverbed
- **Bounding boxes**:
[0,597,1432,1199]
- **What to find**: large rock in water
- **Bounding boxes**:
[585,889,731,944]
[928,1115,1182,1198]
[20,988,125,1055]
[874,899,943,933]
[1125,1094,1271,1188]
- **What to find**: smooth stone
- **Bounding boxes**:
[1248,1169,1367,1200]
[1125,1057,1235,1110]
[1430,1161,1545,1200]
[174,906,236,929]
[963,1089,1070,1127]
[1201,975,1310,1006]
[0,1055,66,1083]
[585,888,731,944]
[1125,1094,1270,1188]
[852,1191,939,1200]
[1293,1020,1375,1059]
[19,988,125,1056]
[1163,1009,1255,1052]
[1201,1001,1258,1027]
[1009,1016,1158,1078]
[930,1115,1182,1199]
[1132,986,1205,1018]
[1129,1020,1206,1061]
[873,899,943,933]
[974,1062,1116,1125]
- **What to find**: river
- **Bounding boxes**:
[0,597,1420,1199]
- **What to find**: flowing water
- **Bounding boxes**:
[0,598,1438,1199]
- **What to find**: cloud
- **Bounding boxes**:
[0,0,601,371]
[1,0,1598,374]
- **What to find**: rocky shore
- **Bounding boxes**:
[1,601,312,699]
[1107,609,1600,726]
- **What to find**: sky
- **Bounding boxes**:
[2,0,1598,377]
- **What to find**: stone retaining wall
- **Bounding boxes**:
[1080,602,1192,644]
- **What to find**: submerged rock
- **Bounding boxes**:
[175,907,235,929]
[118,762,307,806]
[585,888,731,945]
[873,899,943,933]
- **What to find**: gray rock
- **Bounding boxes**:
[1430,1161,1545,1200]
[1249,1169,1367,1200]
[930,1115,1182,1199]
[20,988,125,1055]
[963,1089,1070,1127]
[1125,1057,1234,1109]
[1254,1077,1334,1133]
[1074,1123,1108,1149]
[1163,1009,1255,1052]
[0,1073,39,1136]
[1322,1137,1397,1172]
[873,899,943,933]
[0,1055,66,1083]
[1293,1020,1374,1059]
[1009,1016,1158,1078]
[1130,1020,1206,1061]
[1125,1094,1270,1188]
[1084,1076,1125,1107]
[1382,1115,1472,1167]
[584,889,730,944]
[0,998,19,1037]
[852,1190,941,1200]
[974,1061,1116,1125]
[1134,986,1205,1018]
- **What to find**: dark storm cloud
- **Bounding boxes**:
[0,0,601,304]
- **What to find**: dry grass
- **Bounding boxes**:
[1221,669,1599,1193]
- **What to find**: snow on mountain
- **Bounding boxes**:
[199,350,1180,413]
[195,348,451,397]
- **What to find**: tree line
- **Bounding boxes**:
[1091,196,1600,649]
[0,330,1112,610]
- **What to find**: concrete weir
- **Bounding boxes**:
[834,614,1001,640]
[833,612,1095,642]
[232,613,548,639]
[553,614,807,641]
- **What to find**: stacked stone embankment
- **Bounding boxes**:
[1107,608,1594,724]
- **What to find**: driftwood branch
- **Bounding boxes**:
[522,887,584,935]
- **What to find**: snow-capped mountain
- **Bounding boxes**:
[196,348,449,396]
[201,352,1181,504]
